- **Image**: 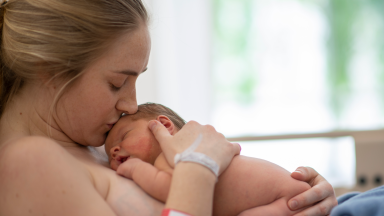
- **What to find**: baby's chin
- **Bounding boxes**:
[109,160,119,171]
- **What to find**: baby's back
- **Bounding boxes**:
[213,155,310,216]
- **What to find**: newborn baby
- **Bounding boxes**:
[105,103,310,216]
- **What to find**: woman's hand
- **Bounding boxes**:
[288,167,338,216]
[147,120,241,175]
[147,120,241,215]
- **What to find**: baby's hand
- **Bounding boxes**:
[116,157,172,202]
[116,158,144,179]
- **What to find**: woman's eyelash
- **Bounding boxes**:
[109,83,121,91]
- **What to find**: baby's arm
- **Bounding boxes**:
[116,158,171,202]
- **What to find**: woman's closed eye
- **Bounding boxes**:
[109,83,122,91]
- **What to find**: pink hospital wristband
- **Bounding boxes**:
[161,209,193,216]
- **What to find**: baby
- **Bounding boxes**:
[105,103,310,216]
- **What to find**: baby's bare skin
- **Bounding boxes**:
[118,153,310,216]
[106,115,311,216]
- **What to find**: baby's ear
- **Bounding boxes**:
[110,146,121,159]
[156,115,176,135]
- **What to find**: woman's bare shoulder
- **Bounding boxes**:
[0,136,117,216]
[0,136,68,166]
[1,135,62,151]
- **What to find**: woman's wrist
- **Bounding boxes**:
[165,162,216,216]
[173,134,220,178]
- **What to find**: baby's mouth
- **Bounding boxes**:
[117,155,130,164]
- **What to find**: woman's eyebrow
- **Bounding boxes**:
[115,68,147,76]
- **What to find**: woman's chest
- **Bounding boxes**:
[85,162,164,216]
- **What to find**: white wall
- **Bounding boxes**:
[137,0,213,124]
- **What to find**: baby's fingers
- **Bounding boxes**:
[116,158,143,179]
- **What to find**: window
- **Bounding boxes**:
[139,0,384,188]
[212,0,384,136]
[211,0,384,188]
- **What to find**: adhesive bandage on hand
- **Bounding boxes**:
[174,134,220,178]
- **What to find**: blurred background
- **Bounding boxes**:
[138,0,384,191]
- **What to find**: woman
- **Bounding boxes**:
[0,0,336,215]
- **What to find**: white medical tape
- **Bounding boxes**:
[174,134,219,177]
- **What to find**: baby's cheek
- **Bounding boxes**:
[110,160,119,171]
[135,137,156,162]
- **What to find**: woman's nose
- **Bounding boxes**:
[116,88,138,114]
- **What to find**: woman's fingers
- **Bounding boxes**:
[149,120,203,167]
[292,196,338,216]
[148,120,177,166]
[233,143,241,155]
[291,166,319,183]
[149,119,239,174]
[148,120,172,144]
[288,167,337,215]
[289,183,333,210]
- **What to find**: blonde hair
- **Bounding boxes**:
[0,0,148,116]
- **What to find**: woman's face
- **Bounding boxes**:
[56,25,151,146]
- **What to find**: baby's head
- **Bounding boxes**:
[105,103,186,170]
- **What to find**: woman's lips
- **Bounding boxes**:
[107,120,118,129]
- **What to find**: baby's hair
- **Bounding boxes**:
[131,103,186,130]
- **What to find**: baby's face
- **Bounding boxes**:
[105,116,162,170]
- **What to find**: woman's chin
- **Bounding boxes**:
[84,134,107,147]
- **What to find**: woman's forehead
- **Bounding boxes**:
[103,26,151,73]
[83,25,151,78]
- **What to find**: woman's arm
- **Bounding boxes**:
[0,137,116,216]
[288,167,338,216]
[166,163,217,216]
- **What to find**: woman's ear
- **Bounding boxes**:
[156,115,176,135]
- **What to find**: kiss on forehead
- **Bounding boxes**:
[105,103,183,170]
